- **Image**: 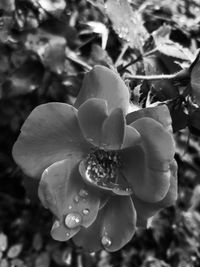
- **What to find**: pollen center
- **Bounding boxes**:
[85,149,121,186]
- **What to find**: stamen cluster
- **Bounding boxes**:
[85,149,121,186]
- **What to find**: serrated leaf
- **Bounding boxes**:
[0,233,8,252]
[7,244,23,259]
[106,0,148,51]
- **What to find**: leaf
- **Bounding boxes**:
[0,0,15,12]
[143,56,179,102]
[32,233,43,252]
[7,244,23,259]
[0,233,8,252]
[189,108,200,135]
[89,44,113,66]
[35,252,50,267]
[190,52,200,106]
[37,0,66,16]
[0,15,14,43]
[2,59,44,98]
[25,29,66,74]
[105,0,148,51]
[0,259,9,267]
[152,25,193,62]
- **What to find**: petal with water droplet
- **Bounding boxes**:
[38,158,101,231]
[51,219,80,241]
[73,196,136,252]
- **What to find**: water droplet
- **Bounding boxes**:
[82,208,90,215]
[79,189,88,198]
[74,195,79,203]
[68,205,72,210]
[66,232,70,237]
[101,235,112,248]
[65,213,82,229]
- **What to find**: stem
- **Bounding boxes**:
[118,48,157,73]
[125,72,179,81]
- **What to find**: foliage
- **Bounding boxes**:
[1,0,200,266]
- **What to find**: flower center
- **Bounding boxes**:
[85,149,121,186]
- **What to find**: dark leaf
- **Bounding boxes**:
[2,59,44,98]
[190,52,200,106]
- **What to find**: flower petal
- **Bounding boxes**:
[75,65,130,114]
[100,196,136,252]
[51,219,80,242]
[78,98,108,147]
[132,160,177,227]
[126,105,172,131]
[101,108,125,150]
[38,158,100,229]
[131,117,175,171]
[74,196,136,252]
[122,125,141,149]
[122,117,175,203]
[12,103,89,177]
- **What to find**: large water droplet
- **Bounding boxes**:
[101,235,112,248]
[82,208,90,215]
[65,213,82,229]
[79,189,88,198]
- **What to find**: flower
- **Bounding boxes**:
[12,65,177,252]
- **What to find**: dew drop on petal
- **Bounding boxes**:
[101,235,112,248]
[82,208,90,215]
[65,213,82,229]
[66,232,70,238]
[79,189,88,198]
[74,195,79,203]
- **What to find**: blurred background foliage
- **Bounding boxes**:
[1,0,200,266]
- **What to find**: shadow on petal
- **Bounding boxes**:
[101,108,125,150]
[78,98,108,147]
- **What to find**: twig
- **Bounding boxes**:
[125,72,178,81]
[118,48,157,73]
[115,43,129,67]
